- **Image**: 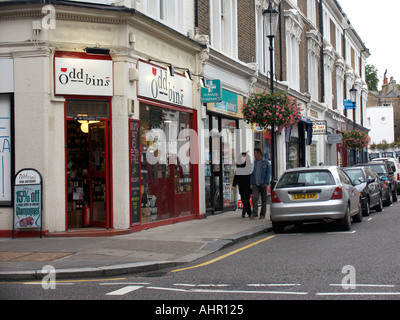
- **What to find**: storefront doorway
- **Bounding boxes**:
[65,99,111,229]
[205,113,238,214]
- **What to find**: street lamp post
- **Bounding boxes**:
[263,2,279,186]
[349,85,358,164]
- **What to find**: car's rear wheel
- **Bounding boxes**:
[374,195,383,212]
[384,188,393,206]
[353,200,363,223]
[272,221,285,234]
[338,205,351,231]
[363,199,370,217]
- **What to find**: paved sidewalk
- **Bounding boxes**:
[0,209,272,280]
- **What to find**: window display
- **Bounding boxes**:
[140,103,194,222]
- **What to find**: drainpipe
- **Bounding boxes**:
[279,1,283,81]
[319,0,325,104]
[195,0,199,29]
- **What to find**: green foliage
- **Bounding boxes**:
[365,64,379,91]
[242,91,302,132]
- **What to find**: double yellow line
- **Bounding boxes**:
[170,235,276,273]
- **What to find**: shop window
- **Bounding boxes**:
[0,94,12,206]
[140,103,193,222]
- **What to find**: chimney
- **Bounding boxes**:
[387,78,397,94]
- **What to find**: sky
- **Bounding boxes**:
[337,0,400,87]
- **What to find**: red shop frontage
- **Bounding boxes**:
[130,60,200,231]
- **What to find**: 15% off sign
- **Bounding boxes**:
[13,169,43,238]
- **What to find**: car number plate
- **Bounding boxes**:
[293,193,317,200]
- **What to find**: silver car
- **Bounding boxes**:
[271,166,361,233]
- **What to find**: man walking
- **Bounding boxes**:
[250,148,271,219]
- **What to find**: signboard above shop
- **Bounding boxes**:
[137,60,193,108]
[207,89,244,119]
[312,121,327,135]
[54,56,113,96]
[201,80,222,103]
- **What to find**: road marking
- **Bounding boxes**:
[326,230,356,235]
[16,277,127,285]
[173,283,230,287]
[100,282,150,286]
[148,286,308,295]
[316,292,400,296]
[23,282,73,285]
[329,284,395,288]
[367,218,373,221]
[170,235,276,273]
[248,284,301,287]
[106,285,143,296]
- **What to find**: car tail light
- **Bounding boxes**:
[271,191,281,203]
[397,173,399,181]
[331,187,343,200]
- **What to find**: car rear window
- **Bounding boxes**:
[277,170,336,188]
[368,164,387,176]
[343,169,365,183]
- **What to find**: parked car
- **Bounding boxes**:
[372,157,400,194]
[356,161,397,205]
[343,166,383,215]
[270,166,361,233]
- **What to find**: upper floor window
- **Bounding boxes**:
[143,0,186,34]
[307,0,316,26]
[285,9,303,91]
[210,0,238,59]
[323,9,330,43]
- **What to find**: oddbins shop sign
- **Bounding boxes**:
[54,57,113,96]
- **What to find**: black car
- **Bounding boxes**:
[356,161,398,206]
[343,166,383,215]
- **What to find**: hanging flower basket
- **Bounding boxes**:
[242,91,302,132]
[342,130,371,150]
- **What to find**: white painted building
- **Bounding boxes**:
[366,105,395,144]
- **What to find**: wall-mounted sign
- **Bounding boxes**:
[54,57,113,96]
[201,79,222,103]
[312,121,327,135]
[138,61,193,108]
[327,134,342,144]
[13,169,42,238]
[252,123,267,133]
[207,89,244,118]
[129,120,141,225]
[344,99,357,110]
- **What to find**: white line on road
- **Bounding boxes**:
[247,284,301,287]
[173,284,230,287]
[316,292,400,296]
[101,282,150,286]
[329,284,395,288]
[106,285,143,296]
[148,286,308,295]
[326,230,356,235]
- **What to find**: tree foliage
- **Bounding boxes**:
[365,64,379,91]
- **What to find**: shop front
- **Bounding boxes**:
[54,51,114,230]
[204,90,245,214]
[134,60,199,229]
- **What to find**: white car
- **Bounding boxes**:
[371,157,400,194]
[271,166,361,233]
